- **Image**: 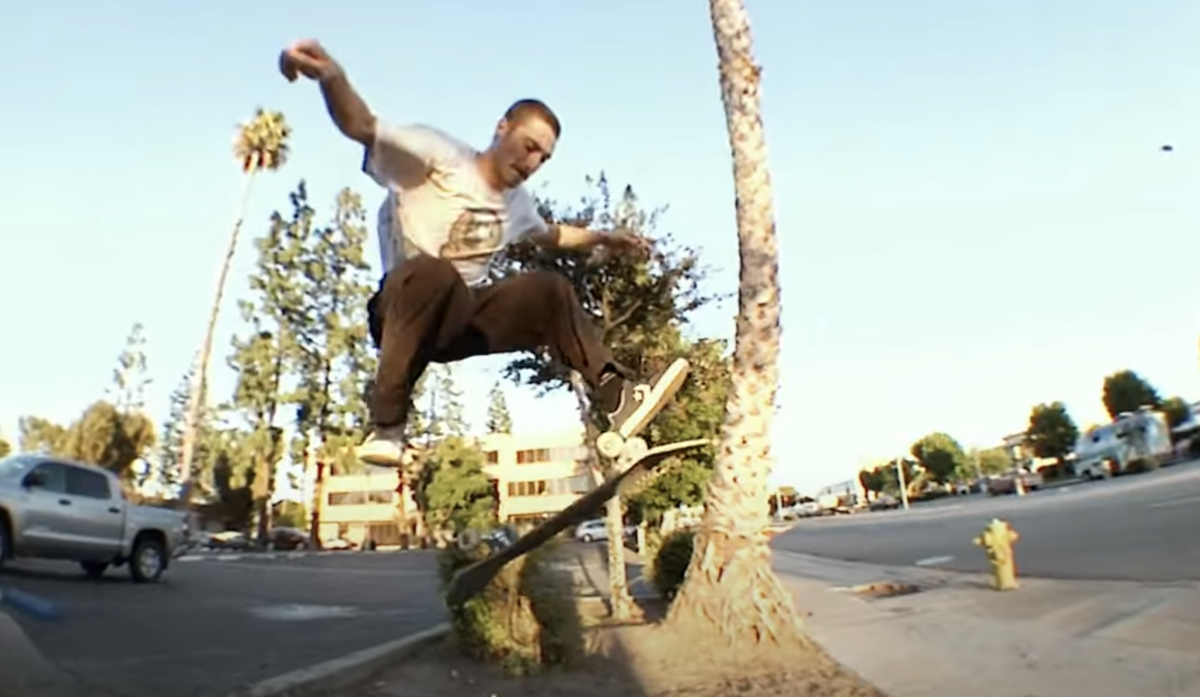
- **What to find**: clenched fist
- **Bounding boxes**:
[279,39,340,82]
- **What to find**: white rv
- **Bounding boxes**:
[1075,408,1172,479]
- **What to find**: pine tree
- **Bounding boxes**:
[157,372,191,492]
[287,187,377,545]
[432,364,467,438]
[109,322,151,415]
[485,381,514,434]
[228,181,309,544]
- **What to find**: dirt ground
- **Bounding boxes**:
[338,602,886,697]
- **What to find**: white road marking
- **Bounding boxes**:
[914,555,954,567]
[248,604,361,621]
[1150,495,1200,509]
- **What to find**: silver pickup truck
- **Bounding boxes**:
[0,454,189,583]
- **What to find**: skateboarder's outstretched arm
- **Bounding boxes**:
[279,39,375,146]
[280,40,459,191]
[527,222,652,256]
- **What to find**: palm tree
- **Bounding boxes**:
[177,109,292,503]
[666,0,804,648]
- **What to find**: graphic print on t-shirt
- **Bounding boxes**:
[440,207,506,260]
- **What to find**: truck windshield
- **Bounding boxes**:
[0,455,37,478]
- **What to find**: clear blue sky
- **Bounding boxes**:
[3,0,1199,494]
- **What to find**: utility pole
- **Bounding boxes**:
[1012,444,1027,497]
[895,458,911,510]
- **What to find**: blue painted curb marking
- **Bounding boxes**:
[0,584,62,621]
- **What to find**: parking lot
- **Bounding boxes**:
[1,551,446,697]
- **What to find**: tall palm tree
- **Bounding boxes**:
[178,109,291,503]
[666,0,804,648]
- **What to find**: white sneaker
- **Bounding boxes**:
[355,426,407,467]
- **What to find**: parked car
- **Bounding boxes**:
[483,525,518,550]
[0,455,189,583]
[271,527,311,551]
[791,500,821,518]
[322,537,358,551]
[986,471,1044,496]
[868,494,900,511]
[573,519,636,543]
[205,530,251,551]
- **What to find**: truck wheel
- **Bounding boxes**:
[129,537,166,584]
[0,519,10,567]
[80,561,109,579]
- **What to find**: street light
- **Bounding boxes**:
[894,457,911,510]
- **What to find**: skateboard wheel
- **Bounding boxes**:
[597,431,625,458]
[624,437,649,461]
[457,529,480,551]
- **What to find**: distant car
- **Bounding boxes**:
[483,526,519,550]
[574,519,634,543]
[206,530,250,551]
[271,527,310,551]
[792,501,821,518]
[868,495,900,511]
[986,471,1044,496]
[323,538,357,551]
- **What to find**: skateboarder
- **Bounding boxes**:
[280,40,688,466]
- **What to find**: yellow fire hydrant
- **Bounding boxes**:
[973,518,1020,591]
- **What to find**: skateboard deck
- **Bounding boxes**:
[444,438,713,606]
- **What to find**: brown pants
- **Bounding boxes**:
[367,255,614,427]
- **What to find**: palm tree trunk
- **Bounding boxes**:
[666,0,804,649]
[570,372,634,619]
[178,164,260,503]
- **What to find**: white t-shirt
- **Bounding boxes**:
[363,120,548,286]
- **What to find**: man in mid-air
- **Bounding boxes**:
[279,39,688,466]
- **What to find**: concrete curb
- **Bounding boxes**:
[225,622,451,697]
[0,611,83,697]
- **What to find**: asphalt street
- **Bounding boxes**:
[773,461,1200,582]
[1,551,446,697]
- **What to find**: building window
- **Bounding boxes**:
[485,450,499,464]
[328,491,364,506]
[507,480,547,497]
[515,446,587,464]
[327,490,394,506]
[549,445,589,462]
[505,477,590,498]
[367,490,394,504]
[516,448,552,464]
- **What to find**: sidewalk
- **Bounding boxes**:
[0,611,88,697]
[565,543,1200,696]
[775,550,1200,697]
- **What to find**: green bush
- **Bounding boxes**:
[438,539,582,676]
[650,529,696,602]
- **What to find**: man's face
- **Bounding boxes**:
[492,117,557,188]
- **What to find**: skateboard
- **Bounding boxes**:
[444,438,713,606]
